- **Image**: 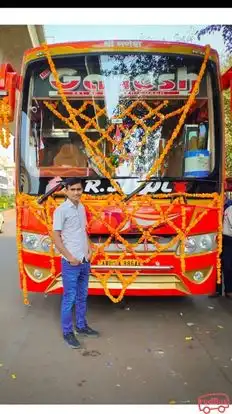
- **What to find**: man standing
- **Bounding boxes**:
[210,193,232,298]
[53,177,99,348]
[220,201,232,298]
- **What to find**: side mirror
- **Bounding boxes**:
[225,177,232,192]
[0,63,19,122]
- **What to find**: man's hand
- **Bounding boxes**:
[68,256,80,266]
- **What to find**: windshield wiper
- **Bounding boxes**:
[37,180,66,204]
[124,181,150,202]
[37,176,101,205]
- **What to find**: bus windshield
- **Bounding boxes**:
[19,52,217,195]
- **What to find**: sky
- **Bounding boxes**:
[44,24,227,62]
[0,8,231,163]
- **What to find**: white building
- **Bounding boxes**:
[0,167,8,196]
[0,156,15,195]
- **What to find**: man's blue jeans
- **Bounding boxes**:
[61,258,90,334]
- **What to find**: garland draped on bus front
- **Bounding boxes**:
[15,43,224,305]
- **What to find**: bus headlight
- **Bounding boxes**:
[177,233,216,255]
[41,237,52,252]
[23,234,40,250]
[184,237,197,254]
[198,235,213,251]
[22,232,59,255]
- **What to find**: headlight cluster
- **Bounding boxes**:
[177,233,216,255]
[22,232,58,254]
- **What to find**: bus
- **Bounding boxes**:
[1,39,232,304]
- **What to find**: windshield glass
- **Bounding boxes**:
[19,52,216,195]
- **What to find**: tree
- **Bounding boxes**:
[224,89,232,176]
[173,25,199,43]
[198,26,232,175]
[222,57,232,176]
[197,25,232,54]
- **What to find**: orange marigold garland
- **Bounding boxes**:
[0,96,11,148]
[44,199,56,277]
[16,43,223,303]
[16,196,29,305]
[17,191,223,303]
[146,45,211,180]
[216,195,223,284]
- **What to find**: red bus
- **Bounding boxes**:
[1,39,232,304]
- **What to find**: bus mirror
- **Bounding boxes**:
[225,177,232,191]
[0,63,19,122]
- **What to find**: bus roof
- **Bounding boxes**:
[23,39,219,65]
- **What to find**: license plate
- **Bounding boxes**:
[99,260,140,266]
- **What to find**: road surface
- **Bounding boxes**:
[0,210,232,404]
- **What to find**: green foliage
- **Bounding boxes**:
[222,57,232,176]
[197,26,232,175]
[223,89,232,176]
[110,154,120,167]
[0,195,15,210]
[197,25,232,55]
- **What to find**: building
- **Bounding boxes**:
[0,25,45,136]
[0,167,8,196]
[0,25,45,195]
[0,156,15,195]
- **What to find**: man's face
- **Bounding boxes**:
[66,183,83,203]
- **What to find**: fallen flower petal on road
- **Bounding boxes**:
[185,336,193,341]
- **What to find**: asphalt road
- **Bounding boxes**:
[0,211,232,404]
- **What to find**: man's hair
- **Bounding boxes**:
[64,177,83,189]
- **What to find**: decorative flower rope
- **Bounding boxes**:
[17,191,223,304]
[17,43,222,304]
[0,97,11,148]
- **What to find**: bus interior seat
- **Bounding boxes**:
[53,143,88,167]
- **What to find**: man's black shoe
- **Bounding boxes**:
[225,292,232,299]
[76,325,99,337]
[63,332,81,348]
